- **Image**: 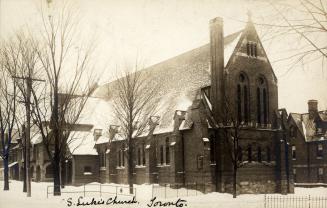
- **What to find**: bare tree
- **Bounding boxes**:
[112,66,159,194]
[0,59,19,191]
[28,1,98,195]
[255,0,327,73]
[217,95,243,198]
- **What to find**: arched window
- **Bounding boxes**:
[165,138,170,165]
[256,76,268,125]
[257,147,262,162]
[237,73,250,124]
[247,145,252,162]
[266,147,271,162]
[238,146,243,162]
[45,164,53,178]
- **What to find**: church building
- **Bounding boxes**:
[91,15,294,194]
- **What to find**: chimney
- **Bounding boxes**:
[93,129,102,141]
[210,17,224,123]
[308,100,318,119]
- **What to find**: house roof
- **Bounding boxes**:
[289,111,327,142]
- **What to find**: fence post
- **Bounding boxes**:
[100,184,102,198]
[115,186,118,197]
[83,184,85,197]
[177,184,179,197]
[152,184,154,199]
[264,195,266,208]
[308,195,310,208]
[186,183,188,197]
[165,184,167,199]
[46,186,48,199]
[196,183,197,196]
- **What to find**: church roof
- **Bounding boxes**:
[289,111,327,142]
[90,30,243,138]
[71,21,260,154]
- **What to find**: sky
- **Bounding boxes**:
[0,0,326,113]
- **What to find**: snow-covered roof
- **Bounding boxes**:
[68,131,98,155]
[290,111,327,142]
[95,135,110,144]
[31,133,42,145]
[89,30,244,136]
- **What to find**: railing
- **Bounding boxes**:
[264,195,327,208]
[46,184,136,198]
[152,183,211,199]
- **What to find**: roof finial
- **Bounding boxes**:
[247,10,252,22]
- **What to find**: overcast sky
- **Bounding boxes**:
[0,0,326,113]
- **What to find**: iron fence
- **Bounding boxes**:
[46,184,136,198]
[264,195,327,208]
[152,183,212,198]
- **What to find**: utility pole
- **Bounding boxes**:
[13,75,45,197]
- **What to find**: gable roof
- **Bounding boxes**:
[289,111,327,142]
[74,19,274,154]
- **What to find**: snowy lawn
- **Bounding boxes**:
[0,180,327,208]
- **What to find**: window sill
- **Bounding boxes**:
[157,164,171,168]
[316,157,323,160]
[100,167,106,171]
[83,172,93,175]
[210,163,216,166]
[135,165,146,169]
[116,166,125,170]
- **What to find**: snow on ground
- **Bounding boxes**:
[1,180,327,208]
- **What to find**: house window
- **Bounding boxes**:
[209,137,215,164]
[317,144,323,158]
[237,73,249,124]
[292,146,296,160]
[160,145,164,165]
[165,138,170,165]
[246,41,257,57]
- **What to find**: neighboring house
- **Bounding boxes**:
[289,100,327,184]
[92,15,293,194]
[0,131,20,181]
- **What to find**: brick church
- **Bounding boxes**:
[5,15,295,195]
[86,14,294,194]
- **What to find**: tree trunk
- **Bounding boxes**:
[233,163,237,198]
[3,155,9,190]
[53,159,61,196]
[127,140,134,194]
[23,157,27,192]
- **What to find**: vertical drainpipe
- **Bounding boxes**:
[181,134,186,186]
